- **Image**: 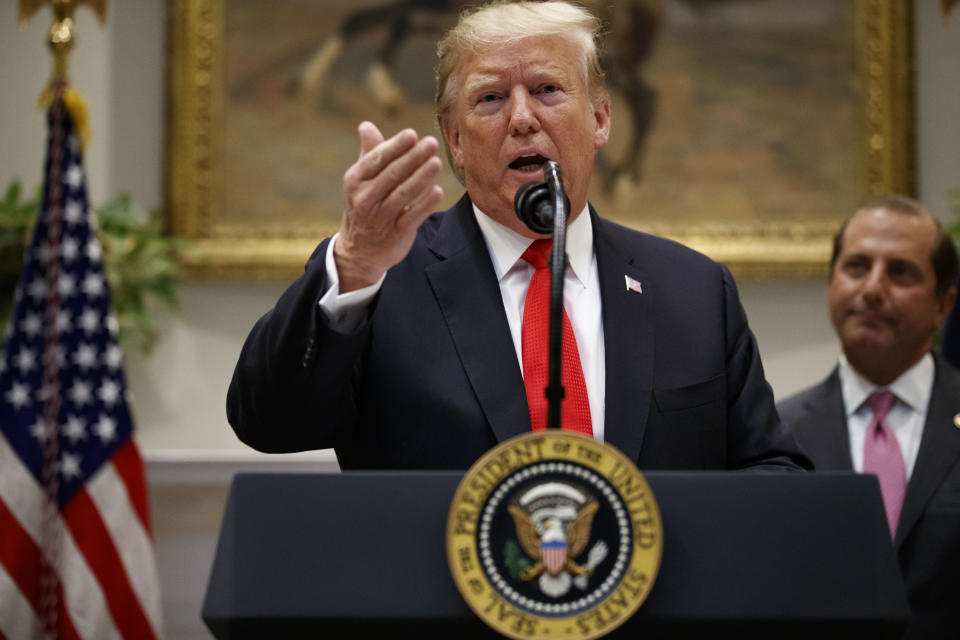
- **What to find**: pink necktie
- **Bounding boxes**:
[521,240,592,436]
[862,391,905,536]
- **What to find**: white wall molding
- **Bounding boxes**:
[145,448,340,486]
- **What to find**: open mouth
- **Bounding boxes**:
[509,154,548,173]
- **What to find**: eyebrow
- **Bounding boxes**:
[841,253,923,273]
[840,253,870,262]
[886,258,923,272]
[462,74,502,98]
[461,64,571,98]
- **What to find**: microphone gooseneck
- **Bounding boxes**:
[513,160,570,430]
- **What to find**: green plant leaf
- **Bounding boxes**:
[0,181,184,356]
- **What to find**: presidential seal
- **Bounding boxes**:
[447,431,662,640]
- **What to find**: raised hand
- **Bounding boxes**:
[334,121,444,292]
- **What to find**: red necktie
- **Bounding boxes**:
[521,240,592,436]
[862,391,906,536]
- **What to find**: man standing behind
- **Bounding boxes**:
[778,195,960,638]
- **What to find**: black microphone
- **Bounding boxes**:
[514,181,554,234]
[513,160,572,430]
[513,161,571,234]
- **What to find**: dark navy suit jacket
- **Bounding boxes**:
[778,356,960,638]
[228,194,809,472]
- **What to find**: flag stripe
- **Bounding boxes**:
[59,516,122,640]
[0,499,83,640]
[0,496,41,609]
[0,569,28,640]
[0,433,43,539]
[0,497,42,636]
[63,489,157,640]
[0,435,122,640]
[111,438,152,537]
[87,457,163,636]
[0,566,32,640]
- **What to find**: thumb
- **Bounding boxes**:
[357,121,384,156]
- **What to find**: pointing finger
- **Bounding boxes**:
[355,128,420,181]
[358,135,439,205]
[357,121,384,156]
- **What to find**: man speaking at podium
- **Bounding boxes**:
[227,1,810,472]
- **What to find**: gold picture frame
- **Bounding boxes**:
[167,0,913,279]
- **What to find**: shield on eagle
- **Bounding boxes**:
[541,540,567,575]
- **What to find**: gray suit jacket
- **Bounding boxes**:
[778,355,960,638]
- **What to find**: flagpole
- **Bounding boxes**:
[37,87,68,640]
[18,3,107,638]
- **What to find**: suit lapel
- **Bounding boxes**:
[424,196,530,444]
[592,214,654,462]
[800,370,855,470]
[895,356,960,549]
[424,202,661,455]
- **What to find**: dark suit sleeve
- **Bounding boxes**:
[720,265,813,471]
[226,239,370,453]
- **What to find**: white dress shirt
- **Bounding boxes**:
[838,353,933,481]
[318,204,607,441]
[472,204,605,441]
[318,237,385,332]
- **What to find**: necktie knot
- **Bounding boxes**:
[522,239,552,270]
[868,390,896,425]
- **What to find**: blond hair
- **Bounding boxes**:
[435,1,607,183]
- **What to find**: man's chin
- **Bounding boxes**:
[468,191,528,233]
[843,333,895,360]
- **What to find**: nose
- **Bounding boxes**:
[861,263,887,305]
[508,87,540,136]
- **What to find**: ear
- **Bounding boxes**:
[441,115,464,169]
[935,285,958,326]
[592,98,611,150]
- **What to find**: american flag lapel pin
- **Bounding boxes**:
[624,275,643,294]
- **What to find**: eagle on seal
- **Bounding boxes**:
[508,487,600,597]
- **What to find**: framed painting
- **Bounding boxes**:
[167,0,913,278]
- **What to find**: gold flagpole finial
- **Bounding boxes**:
[19,0,107,150]
[19,0,107,82]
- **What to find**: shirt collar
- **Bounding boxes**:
[838,352,934,416]
[472,202,594,286]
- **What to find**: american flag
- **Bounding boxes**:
[0,90,162,639]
